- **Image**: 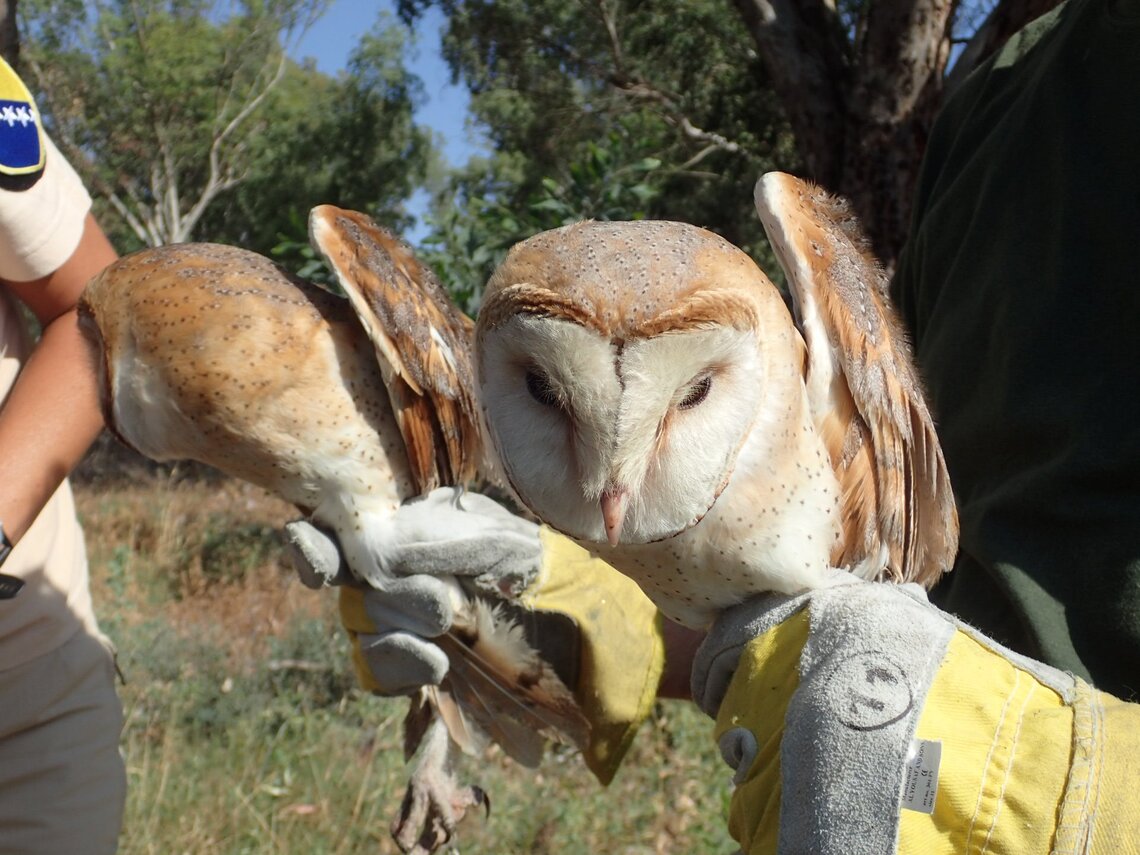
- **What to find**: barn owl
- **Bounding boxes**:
[476,172,958,629]
[78,208,587,855]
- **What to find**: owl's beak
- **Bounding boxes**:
[601,486,629,546]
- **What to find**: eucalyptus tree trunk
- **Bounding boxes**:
[731,0,1062,271]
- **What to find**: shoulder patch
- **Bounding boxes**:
[0,57,45,177]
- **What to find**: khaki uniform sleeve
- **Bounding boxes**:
[0,134,92,283]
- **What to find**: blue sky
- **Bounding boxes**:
[291,1,480,240]
[292,0,477,167]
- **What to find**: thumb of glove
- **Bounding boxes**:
[285,520,354,589]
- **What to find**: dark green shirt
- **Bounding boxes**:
[891,0,1140,699]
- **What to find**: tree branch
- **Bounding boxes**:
[590,0,744,161]
[177,49,287,242]
[730,0,851,186]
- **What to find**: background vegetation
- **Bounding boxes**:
[3,0,1063,851]
[7,0,1062,289]
[73,444,733,853]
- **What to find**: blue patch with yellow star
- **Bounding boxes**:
[0,57,45,178]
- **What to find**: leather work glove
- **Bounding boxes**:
[690,575,1140,855]
[286,486,666,784]
[287,488,543,696]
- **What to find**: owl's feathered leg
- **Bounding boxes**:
[391,711,489,855]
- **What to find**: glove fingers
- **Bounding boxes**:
[359,631,449,696]
[361,574,458,637]
[284,520,354,589]
[450,489,535,529]
[287,492,541,592]
[403,488,540,542]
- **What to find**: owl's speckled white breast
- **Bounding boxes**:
[583,395,841,629]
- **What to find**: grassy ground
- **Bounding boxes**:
[74,446,734,854]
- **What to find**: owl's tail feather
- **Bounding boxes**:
[404,687,481,763]
[437,669,545,767]
[435,597,590,766]
[395,599,590,855]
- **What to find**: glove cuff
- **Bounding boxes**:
[691,591,810,717]
[525,527,666,784]
[706,581,956,854]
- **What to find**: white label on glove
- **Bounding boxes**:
[900,739,941,814]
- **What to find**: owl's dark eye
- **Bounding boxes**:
[678,374,712,410]
[525,368,563,409]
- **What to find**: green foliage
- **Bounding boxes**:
[115,616,733,854]
[18,1,433,257]
[404,0,1011,280]
[199,522,283,588]
[401,0,793,304]
[129,615,354,740]
[201,12,436,259]
[529,142,662,224]
[268,210,335,284]
[20,0,320,246]
[422,128,665,309]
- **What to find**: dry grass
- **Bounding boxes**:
[73,442,734,854]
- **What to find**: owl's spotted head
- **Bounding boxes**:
[476,220,798,545]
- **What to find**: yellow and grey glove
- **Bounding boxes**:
[287,487,665,784]
[287,488,541,695]
[691,574,1140,855]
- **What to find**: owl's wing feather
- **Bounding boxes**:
[309,207,588,785]
[309,205,480,493]
[437,597,589,762]
[755,172,957,587]
[416,685,484,760]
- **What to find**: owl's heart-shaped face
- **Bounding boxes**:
[479,313,767,545]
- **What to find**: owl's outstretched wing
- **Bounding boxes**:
[309,205,481,493]
[754,172,957,588]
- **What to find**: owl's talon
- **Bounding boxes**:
[391,718,487,855]
[474,785,490,817]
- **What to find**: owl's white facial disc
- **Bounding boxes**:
[479,313,765,544]
[479,314,623,539]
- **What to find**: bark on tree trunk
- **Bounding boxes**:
[732,0,954,271]
[839,0,954,269]
[730,0,851,189]
[732,0,1062,272]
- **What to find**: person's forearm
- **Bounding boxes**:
[658,617,704,700]
[0,212,115,545]
[0,306,105,542]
